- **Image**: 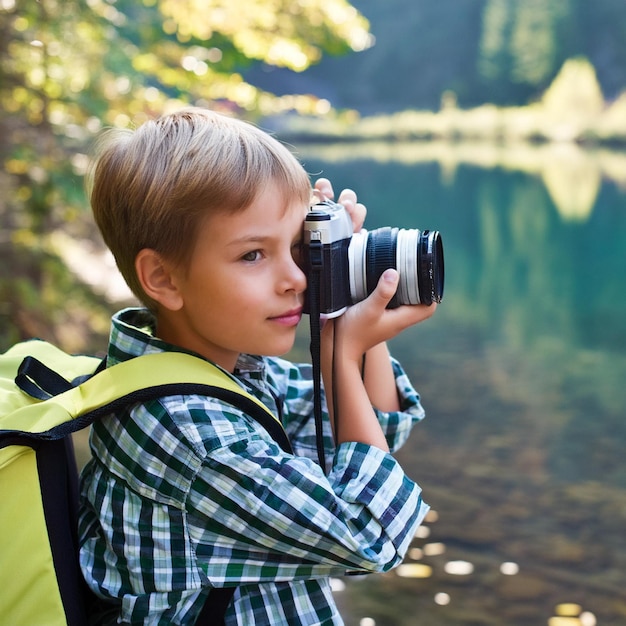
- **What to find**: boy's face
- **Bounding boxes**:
[159,180,308,371]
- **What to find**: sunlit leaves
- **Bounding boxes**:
[1,0,369,132]
[541,57,603,116]
[0,0,368,235]
[159,0,371,70]
[2,1,109,138]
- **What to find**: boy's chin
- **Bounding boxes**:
[269,338,298,358]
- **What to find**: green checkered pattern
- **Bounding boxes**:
[78,308,428,625]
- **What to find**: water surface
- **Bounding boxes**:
[295,142,626,626]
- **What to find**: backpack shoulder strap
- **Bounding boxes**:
[0,339,99,416]
[3,351,292,453]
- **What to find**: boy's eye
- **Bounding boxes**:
[241,250,262,262]
[291,241,303,264]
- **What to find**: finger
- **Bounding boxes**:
[337,188,357,205]
[338,189,366,233]
[314,178,333,200]
[367,272,437,330]
[386,300,438,329]
[349,202,367,232]
[340,275,436,355]
[371,269,399,308]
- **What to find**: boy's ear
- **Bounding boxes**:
[135,249,183,311]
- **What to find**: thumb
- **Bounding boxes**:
[373,268,399,306]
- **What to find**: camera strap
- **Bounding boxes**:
[307,237,328,474]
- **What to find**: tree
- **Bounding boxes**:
[0,0,370,350]
[478,0,574,102]
[0,0,370,228]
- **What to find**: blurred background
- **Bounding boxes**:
[2,1,625,624]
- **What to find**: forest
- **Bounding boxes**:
[246,0,626,112]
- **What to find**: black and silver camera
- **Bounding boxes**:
[302,199,444,317]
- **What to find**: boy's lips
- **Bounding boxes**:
[269,307,303,326]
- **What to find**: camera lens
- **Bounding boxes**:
[348,227,444,307]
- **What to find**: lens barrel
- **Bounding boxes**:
[348,227,444,307]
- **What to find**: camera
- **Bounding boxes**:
[302,199,444,317]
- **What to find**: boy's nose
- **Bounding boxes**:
[281,259,307,294]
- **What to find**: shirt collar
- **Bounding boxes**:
[108,307,267,380]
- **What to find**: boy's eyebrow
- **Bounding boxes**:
[226,234,271,246]
[227,231,303,246]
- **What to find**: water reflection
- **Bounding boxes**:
[549,604,598,626]
[297,140,626,221]
[296,142,626,625]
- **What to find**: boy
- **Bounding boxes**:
[78,107,437,624]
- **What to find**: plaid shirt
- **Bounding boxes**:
[78,308,429,625]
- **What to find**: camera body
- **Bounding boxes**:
[302,199,444,318]
[302,200,353,318]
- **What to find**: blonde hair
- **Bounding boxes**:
[88,107,311,307]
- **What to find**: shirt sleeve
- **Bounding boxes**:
[182,405,429,586]
[268,355,425,459]
[80,388,429,622]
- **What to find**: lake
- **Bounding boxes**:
[290,141,626,626]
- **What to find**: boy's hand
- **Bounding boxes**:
[335,269,437,362]
[323,269,436,446]
[314,177,437,360]
[313,178,438,430]
[313,178,366,234]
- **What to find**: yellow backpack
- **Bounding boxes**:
[0,340,290,625]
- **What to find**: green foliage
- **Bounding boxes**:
[274,57,626,154]
[271,0,626,112]
[479,0,573,86]
[541,57,604,115]
[0,0,369,347]
[0,0,369,227]
[0,235,113,354]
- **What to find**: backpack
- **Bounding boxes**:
[0,339,292,626]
